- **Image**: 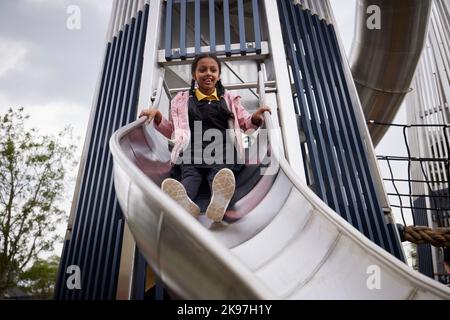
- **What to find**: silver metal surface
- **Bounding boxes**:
[350,0,432,146]
[109,114,450,299]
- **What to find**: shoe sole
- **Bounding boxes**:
[206,169,235,222]
[162,178,200,218]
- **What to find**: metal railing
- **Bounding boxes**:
[164,0,263,60]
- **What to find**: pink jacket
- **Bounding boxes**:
[154,90,259,164]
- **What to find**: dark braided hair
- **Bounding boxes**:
[189,53,233,119]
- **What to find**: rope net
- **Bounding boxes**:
[372,121,450,247]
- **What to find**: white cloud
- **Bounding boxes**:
[0,39,28,79]
[80,0,113,15]
[22,101,89,138]
[1,96,88,140]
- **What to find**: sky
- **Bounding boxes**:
[0,0,114,258]
[0,0,413,259]
[0,0,113,139]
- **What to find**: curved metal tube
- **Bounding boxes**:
[350,0,432,145]
[109,114,450,299]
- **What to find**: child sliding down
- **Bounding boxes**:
[140,53,270,222]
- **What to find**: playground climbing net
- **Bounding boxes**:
[372,121,450,248]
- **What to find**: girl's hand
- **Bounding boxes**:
[139,108,162,125]
[251,105,271,127]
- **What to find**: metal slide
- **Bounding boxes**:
[108,0,449,300]
[109,110,450,299]
[350,0,432,146]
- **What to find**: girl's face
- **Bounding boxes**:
[192,57,220,95]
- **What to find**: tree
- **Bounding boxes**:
[0,107,77,298]
[18,255,60,299]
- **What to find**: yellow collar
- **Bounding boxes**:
[195,88,219,101]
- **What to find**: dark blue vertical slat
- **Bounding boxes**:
[131,249,147,300]
[276,0,327,201]
[209,0,216,53]
[326,22,399,257]
[91,13,140,299]
[62,36,115,299]
[326,18,401,258]
[101,6,148,299]
[308,13,367,233]
[55,40,113,300]
[101,5,145,295]
[180,0,187,59]
[433,188,450,227]
[290,4,347,219]
[128,7,156,299]
[165,0,173,60]
[67,28,125,300]
[99,6,148,299]
[107,216,125,298]
[304,11,371,235]
[195,0,201,54]
[278,1,403,260]
[299,145,312,187]
[64,37,117,300]
[319,19,387,244]
[386,222,406,262]
[281,0,338,207]
[324,14,397,255]
[417,243,434,278]
[57,4,151,299]
[85,18,135,299]
[223,0,231,56]
[74,22,129,300]
[252,0,261,54]
[414,197,434,278]
[316,18,370,234]
[237,0,246,55]
[155,278,165,300]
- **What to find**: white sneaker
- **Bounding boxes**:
[162,178,200,218]
[206,169,236,222]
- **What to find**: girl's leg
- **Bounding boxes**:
[180,165,203,200]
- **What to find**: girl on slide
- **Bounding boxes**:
[140,53,270,222]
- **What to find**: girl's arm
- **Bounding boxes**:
[232,95,271,131]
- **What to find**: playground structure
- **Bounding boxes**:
[55,0,450,299]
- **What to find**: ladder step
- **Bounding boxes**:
[158,42,269,66]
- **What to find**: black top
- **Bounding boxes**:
[182,96,235,166]
[189,98,229,133]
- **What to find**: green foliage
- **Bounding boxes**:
[0,107,77,298]
[18,255,60,299]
